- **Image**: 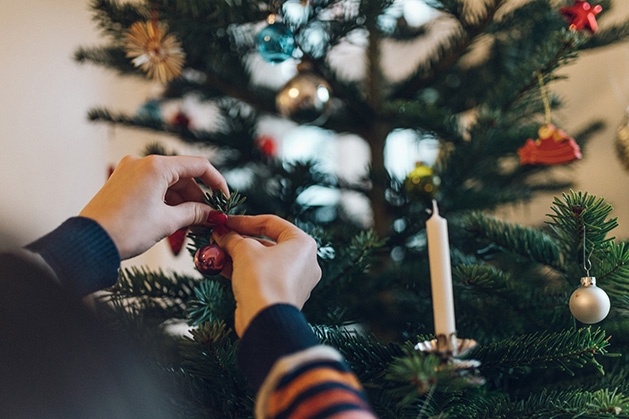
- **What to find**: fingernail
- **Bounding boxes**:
[213,224,229,237]
[207,211,228,225]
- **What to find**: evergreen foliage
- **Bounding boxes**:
[78,0,629,416]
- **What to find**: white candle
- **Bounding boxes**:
[426,200,456,338]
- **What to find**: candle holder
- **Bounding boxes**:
[415,333,485,385]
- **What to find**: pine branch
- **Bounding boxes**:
[319,229,387,288]
[88,0,146,41]
[177,321,252,418]
[393,0,507,100]
[315,325,406,385]
[86,107,263,167]
[113,266,201,301]
[386,345,482,406]
[463,212,562,269]
[596,241,629,299]
[74,45,139,76]
[452,262,578,340]
[546,190,618,274]
[583,21,629,50]
[202,189,246,214]
[100,267,203,322]
[384,346,442,406]
[495,30,582,117]
[472,327,613,379]
[306,230,387,324]
[448,387,629,418]
[187,279,235,326]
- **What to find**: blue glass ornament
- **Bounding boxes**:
[256,21,295,64]
[134,99,162,122]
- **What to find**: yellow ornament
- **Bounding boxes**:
[616,111,629,172]
[125,20,185,83]
[404,162,440,201]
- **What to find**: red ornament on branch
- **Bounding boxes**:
[194,244,228,275]
[517,124,582,165]
[171,110,191,128]
[560,0,603,33]
[167,228,188,256]
[255,135,278,158]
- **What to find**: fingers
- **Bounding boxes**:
[165,178,205,206]
[223,214,305,243]
[156,155,229,228]
[212,215,290,255]
[164,155,229,197]
[169,201,214,227]
[212,228,255,257]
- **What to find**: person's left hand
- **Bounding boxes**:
[212,214,322,336]
[79,155,229,260]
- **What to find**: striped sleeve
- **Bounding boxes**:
[257,346,377,419]
[237,304,377,418]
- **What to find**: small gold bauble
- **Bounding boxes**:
[404,163,440,201]
[616,123,629,172]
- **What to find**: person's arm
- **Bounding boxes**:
[214,215,377,419]
[25,216,120,295]
[239,305,376,419]
[0,154,231,417]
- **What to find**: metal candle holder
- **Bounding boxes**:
[415,333,485,385]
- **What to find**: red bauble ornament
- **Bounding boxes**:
[560,0,603,33]
[167,228,188,256]
[517,124,582,165]
[171,110,191,128]
[256,135,278,158]
[194,244,227,275]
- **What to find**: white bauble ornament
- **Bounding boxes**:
[569,277,610,324]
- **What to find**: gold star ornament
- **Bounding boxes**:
[125,20,185,83]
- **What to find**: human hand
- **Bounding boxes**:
[212,215,322,337]
[79,155,229,260]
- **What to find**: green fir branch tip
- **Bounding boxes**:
[472,327,614,378]
[463,211,561,268]
[203,189,246,214]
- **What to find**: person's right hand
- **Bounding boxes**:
[212,215,322,337]
[79,154,228,260]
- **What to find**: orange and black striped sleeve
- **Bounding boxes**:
[238,304,377,419]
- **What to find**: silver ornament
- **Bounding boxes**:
[569,277,610,324]
[276,70,332,124]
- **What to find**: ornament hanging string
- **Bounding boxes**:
[583,223,593,277]
[569,221,610,324]
[537,72,552,125]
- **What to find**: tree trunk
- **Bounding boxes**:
[364,120,392,240]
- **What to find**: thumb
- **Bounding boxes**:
[212,228,247,255]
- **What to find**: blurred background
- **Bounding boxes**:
[2,0,629,272]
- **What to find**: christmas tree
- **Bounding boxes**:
[75,0,629,417]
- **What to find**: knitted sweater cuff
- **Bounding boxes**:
[26,217,120,296]
[237,304,319,392]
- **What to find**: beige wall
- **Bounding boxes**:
[495,7,629,238]
[0,0,195,272]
